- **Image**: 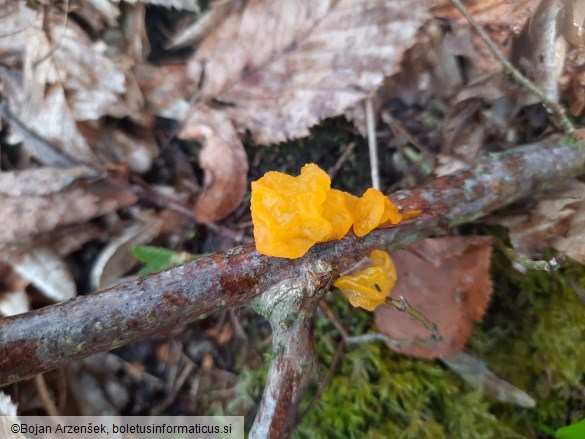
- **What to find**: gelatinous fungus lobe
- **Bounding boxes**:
[352,188,403,237]
[334,250,397,311]
[321,189,357,241]
[251,163,332,258]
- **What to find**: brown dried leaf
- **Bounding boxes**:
[498,180,585,264]
[433,0,539,37]
[0,169,137,244]
[0,291,29,317]
[135,63,189,119]
[187,0,431,144]
[1,69,98,164]
[98,129,158,173]
[440,99,485,159]
[516,0,566,107]
[82,0,121,27]
[0,1,35,67]
[168,0,243,49]
[179,107,248,222]
[375,236,493,359]
[1,7,142,164]
[90,213,163,290]
[0,391,23,439]
[0,246,76,302]
[0,166,98,197]
[24,12,128,121]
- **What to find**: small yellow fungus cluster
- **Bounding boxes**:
[251,163,413,311]
[251,163,417,258]
[333,250,397,311]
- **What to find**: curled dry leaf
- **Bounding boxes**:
[1,5,141,165]
[179,107,248,223]
[187,0,431,144]
[83,0,121,27]
[375,236,493,359]
[98,129,158,173]
[0,262,29,317]
[0,291,29,317]
[0,391,26,439]
[90,213,163,290]
[434,0,539,77]
[24,11,128,121]
[111,0,200,11]
[432,0,540,39]
[0,246,76,302]
[516,0,566,107]
[0,1,35,67]
[168,0,243,49]
[0,167,137,244]
[0,166,99,197]
[498,180,585,265]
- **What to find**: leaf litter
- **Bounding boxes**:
[0,0,583,434]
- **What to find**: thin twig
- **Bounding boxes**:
[327,142,357,180]
[449,0,575,134]
[319,302,436,348]
[382,111,434,159]
[366,98,381,189]
[34,374,60,417]
[494,238,563,272]
[386,296,441,341]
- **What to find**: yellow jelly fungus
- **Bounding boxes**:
[251,163,332,258]
[251,164,421,259]
[353,188,403,237]
[333,250,397,311]
[321,189,357,241]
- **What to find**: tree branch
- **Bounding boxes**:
[249,260,332,438]
[0,133,584,390]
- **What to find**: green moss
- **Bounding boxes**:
[231,246,584,437]
[470,252,585,434]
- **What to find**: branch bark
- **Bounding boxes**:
[249,259,332,438]
[1,134,584,411]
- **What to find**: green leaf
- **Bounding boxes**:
[131,245,195,276]
[556,419,585,439]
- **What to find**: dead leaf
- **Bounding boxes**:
[514,0,566,107]
[0,169,137,244]
[375,236,493,359]
[0,166,99,197]
[0,392,27,439]
[0,262,29,316]
[1,6,144,165]
[187,0,431,144]
[433,0,539,38]
[84,0,121,27]
[135,63,189,120]
[25,11,128,121]
[98,129,158,173]
[440,98,485,159]
[0,291,29,316]
[168,0,243,49]
[111,0,200,11]
[90,213,163,290]
[1,246,76,302]
[498,180,585,265]
[0,1,35,67]
[179,107,248,222]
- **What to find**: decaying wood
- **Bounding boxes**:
[1,132,585,438]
